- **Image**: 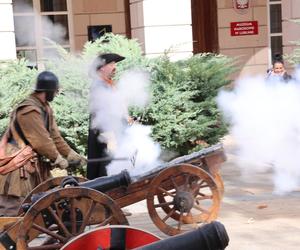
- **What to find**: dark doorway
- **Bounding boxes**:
[191,0,219,54]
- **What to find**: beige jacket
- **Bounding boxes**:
[0,93,71,197]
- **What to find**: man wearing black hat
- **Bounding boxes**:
[87,53,125,179]
[0,71,86,216]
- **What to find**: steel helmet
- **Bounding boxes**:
[35,71,59,92]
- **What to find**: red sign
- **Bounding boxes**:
[230,21,258,36]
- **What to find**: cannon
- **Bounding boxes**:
[0,144,226,249]
[61,221,229,250]
[137,221,229,250]
[25,170,131,207]
[0,171,131,250]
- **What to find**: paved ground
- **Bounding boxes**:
[125,137,300,249]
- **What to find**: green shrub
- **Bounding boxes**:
[140,54,234,154]
[0,59,37,135]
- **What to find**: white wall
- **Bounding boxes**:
[0,0,16,60]
[130,0,193,60]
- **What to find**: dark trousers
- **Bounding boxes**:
[87,128,110,179]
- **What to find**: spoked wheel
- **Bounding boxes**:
[147,164,220,236]
[17,187,128,250]
[19,176,87,213]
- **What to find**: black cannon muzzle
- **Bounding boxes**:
[80,170,131,192]
[136,221,229,250]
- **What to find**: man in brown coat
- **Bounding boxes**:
[0,71,85,216]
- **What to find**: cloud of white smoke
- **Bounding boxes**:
[89,69,161,177]
[13,2,67,60]
[217,72,300,194]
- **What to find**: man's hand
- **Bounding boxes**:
[67,150,87,167]
[52,154,69,169]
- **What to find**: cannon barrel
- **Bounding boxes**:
[28,170,131,208]
[79,170,131,192]
[136,221,229,250]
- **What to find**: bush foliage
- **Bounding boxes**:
[0,33,235,156]
[0,59,37,135]
[142,54,234,154]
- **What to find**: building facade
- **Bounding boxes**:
[0,0,299,77]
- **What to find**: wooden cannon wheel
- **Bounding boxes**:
[19,176,87,214]
[156,171,224,222]
[146,164,220,236]
[16,187,128,250]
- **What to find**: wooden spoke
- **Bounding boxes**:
[154,201,174,208]
[192,182,209,194]
[32,223,66,243]
[69,198,77,235]
[198,184,209,188]
[78,201,96,234]
[195,195,213,201]
[197,191,209,197]
[198,179,205,185]
[162,207,176,222]
[158,187,175,197]
[170,176,178,189]
[47,207,72,238]
[183,174,191,189]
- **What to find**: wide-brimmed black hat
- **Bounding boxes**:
[95,53,125,70]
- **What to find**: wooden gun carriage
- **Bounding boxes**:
[0,144,226,250]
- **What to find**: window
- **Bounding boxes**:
[268,1,283,63]
[40,0,67,12]
[13,0,72,68]
[88,25,112,42]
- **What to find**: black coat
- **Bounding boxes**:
[87,119,110,179]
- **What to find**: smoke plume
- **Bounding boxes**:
[89,69,162,176]
[13,2,67,60]
[217,71,300,194]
